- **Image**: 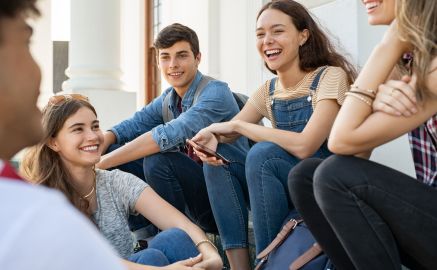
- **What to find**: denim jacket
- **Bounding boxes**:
[111,71,249,152]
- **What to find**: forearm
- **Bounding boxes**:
[99,132,160,169]
[233,120,313,158]
[329,38,409,151]
[216,133,241,144]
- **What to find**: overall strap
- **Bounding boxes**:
[309,66,328,93]
[162,75,215,123]
[269,77,277,96]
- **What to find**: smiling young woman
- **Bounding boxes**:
[20,95,222,270]
[190,0,356,269]
[288,0,437,269]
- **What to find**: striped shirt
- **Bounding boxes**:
[409,114,437,187]
[248,66,349,127]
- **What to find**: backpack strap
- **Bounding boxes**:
[289,243,323,270]
[162,93,173,124]
[256,218,303,260]
[193,75,215,104]
[162,75,215,124]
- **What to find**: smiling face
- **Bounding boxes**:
[0,15,43,159]
[49,107,103,170]
[362,0,396,25]
[256,8,308,74]
[157,40,201,96]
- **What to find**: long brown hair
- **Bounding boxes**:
[20,98,97,217]
[397,0,437,101]
[257,0,357,84]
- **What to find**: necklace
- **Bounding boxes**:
[81,168,96,200]
[82,185,95,199]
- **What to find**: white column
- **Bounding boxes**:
[63,0,136,130]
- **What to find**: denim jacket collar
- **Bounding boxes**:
[167,71,203,114]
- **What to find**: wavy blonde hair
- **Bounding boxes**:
[396,0,437,101]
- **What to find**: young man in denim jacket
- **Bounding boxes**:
[98,23,248,233]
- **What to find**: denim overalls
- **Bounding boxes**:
[269,66,331,157]
[203,67,334,255]
[247,66,333,255]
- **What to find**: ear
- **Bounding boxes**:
[299,29,310,46]
[46,137,60,152]
[195,52,201,66]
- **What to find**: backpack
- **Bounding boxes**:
[161,75,249,123]
[255,211,335,270]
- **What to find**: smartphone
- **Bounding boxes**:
[186,139,230,164]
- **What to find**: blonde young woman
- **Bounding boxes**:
[21,95,222,270]
[288,0,437,269]
[191,1,356,269]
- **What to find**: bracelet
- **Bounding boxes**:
[350,85,377,99]
[195,239,218,252]
[348,90,375,100]
[345,92,372,106]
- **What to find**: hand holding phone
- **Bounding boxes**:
[186,139,230,165]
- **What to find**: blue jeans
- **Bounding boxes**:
[106,144,217,233]
[246,142,304,255]
[129,228,198,266]
[203,143,248,250]
[144,151,217,233]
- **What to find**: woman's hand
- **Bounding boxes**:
[162,254,204,270]
[193,252,222,270]
[191,129,224,166]
[191,121,240,166]
[373,75,417,117]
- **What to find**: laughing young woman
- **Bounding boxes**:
[288,0,437,269]
[20,95,222,270]
[191,0,356,269]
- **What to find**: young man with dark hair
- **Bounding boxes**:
[0,1,125,269]
[98,23,248,233]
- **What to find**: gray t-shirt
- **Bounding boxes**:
[92,169,148,259]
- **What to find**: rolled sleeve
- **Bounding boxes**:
[152,81,239,152]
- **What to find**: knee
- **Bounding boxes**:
[129,248,168,266]
[288,158,323,199]
[313,155,365,201]
[149,228,192,249]
[246,142,279,170]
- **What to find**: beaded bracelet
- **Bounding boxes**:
[350,85,377,99]
[345,92,372,106]
[196,239,218,252]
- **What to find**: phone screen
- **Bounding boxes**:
[186,139,230,164]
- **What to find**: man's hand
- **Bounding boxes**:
[101,131,116,154]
